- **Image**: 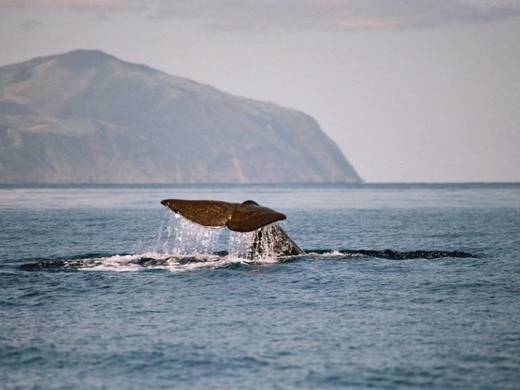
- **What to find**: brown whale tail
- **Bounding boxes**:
[160,199,287,232]
[160,198,304,256]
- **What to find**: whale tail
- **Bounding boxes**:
[160,198,304,257]
[160,199,287,232]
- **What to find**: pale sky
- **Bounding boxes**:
[1,0,519,182]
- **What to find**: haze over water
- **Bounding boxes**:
[1,184,519,388]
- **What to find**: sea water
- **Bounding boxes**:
[1,184,519,388]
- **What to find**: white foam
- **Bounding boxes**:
[72,251,273,272]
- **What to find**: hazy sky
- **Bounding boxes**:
[1,0,519,182]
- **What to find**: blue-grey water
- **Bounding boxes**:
[1,184,519,389]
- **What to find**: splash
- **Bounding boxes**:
[148,212,224,256]
[170,213,223,256]
[150,213,283,262]
[228,229,255,259]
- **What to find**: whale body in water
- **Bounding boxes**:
[160,199,304,257]
[16,200,476,271]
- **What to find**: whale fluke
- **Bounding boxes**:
[160,199,235,228]
[160,199,287,232]
[160,198,304,257]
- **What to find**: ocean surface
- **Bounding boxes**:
[1,183,519,389]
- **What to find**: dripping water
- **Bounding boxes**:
[151,213,224,256]
[150,213,282,261]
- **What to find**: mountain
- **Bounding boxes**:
[0,50,362,184]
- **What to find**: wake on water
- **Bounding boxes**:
[19,212,475,272]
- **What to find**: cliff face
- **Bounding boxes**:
[0,50,362,184]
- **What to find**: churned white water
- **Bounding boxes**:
[75,212,286,272]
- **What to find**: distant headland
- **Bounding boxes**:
[0,50,362,184]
